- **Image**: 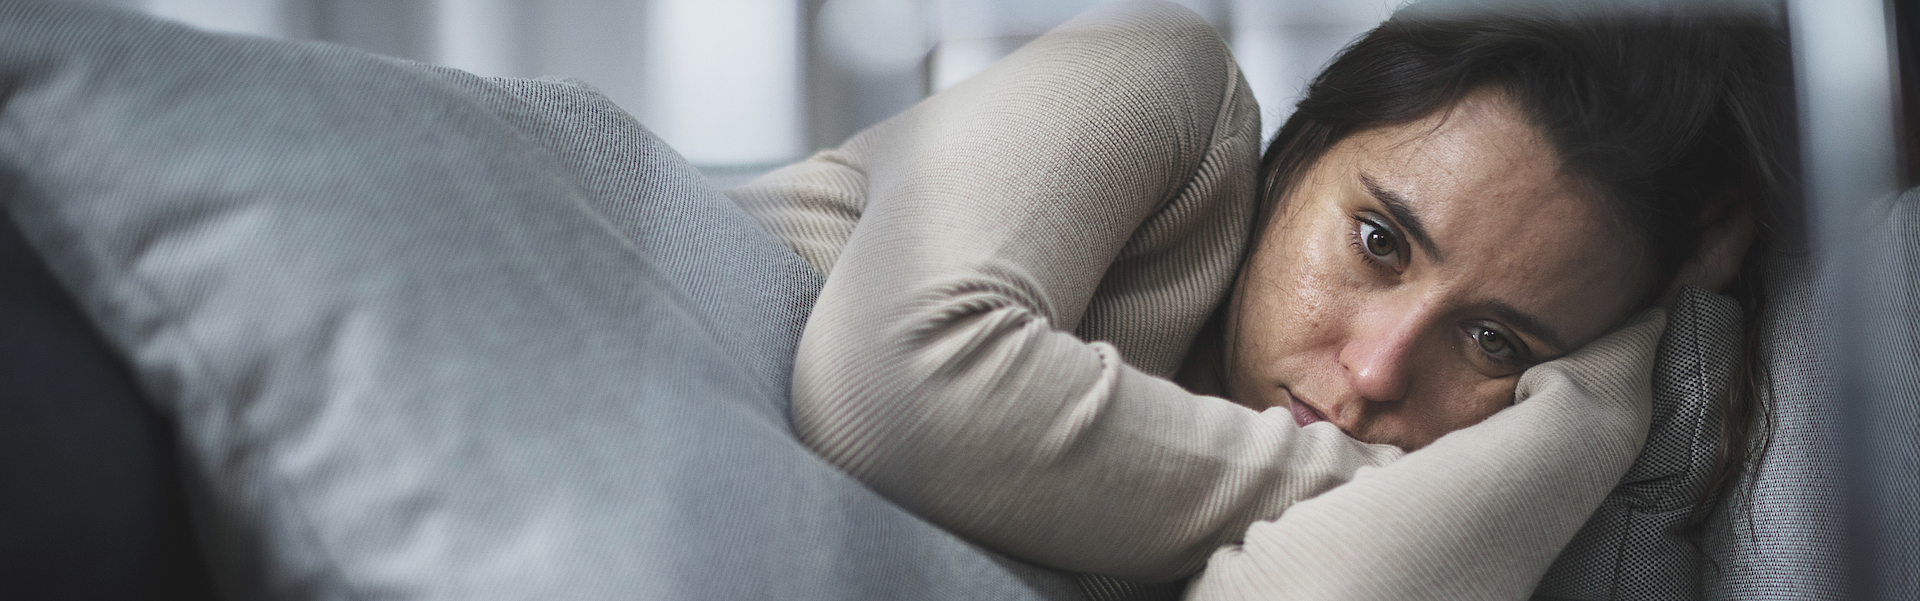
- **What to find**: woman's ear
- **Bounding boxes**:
[1669,203,1758,294]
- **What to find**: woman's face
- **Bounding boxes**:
[1226,88,1651,451]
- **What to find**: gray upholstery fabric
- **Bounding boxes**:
[0,1,1082,599]
[1536,286,1741,601]
[1698,190,1920,600]
[1695,189,1920,600]
[1850,188,1920,600]
[1698,258,1846,599]
[1538,196,1920,601]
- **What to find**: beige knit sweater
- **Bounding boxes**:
[729,3,1662,599]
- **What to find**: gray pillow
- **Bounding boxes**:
[1536,285,1743,600]
[0,2,1079,599]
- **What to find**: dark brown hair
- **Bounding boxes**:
[1255,1,1797,521]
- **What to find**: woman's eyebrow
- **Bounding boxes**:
[1485,300,1572,356]
[1360,175,1444,262]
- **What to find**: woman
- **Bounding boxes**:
[732,1,1789,597]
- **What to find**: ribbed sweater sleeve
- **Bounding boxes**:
[732,2,1658,593]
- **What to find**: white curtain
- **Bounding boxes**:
[125,0,1397,169]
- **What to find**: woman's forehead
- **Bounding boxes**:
[1346,90,1570,202]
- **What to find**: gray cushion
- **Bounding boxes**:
[0,1,1080,599]
[1537,285,1741,600]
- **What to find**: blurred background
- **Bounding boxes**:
[77,0,1397,184]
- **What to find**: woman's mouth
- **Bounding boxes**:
[1287,390,1329,428]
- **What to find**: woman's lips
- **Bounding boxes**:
[1287,390,1329,428]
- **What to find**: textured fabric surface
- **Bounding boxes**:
[1537,196,1920,601]
[1699,253,1846,600]
[0,1,1085,599]
[1851,188,1920,599]
[1698,188,1920,600]
[1535,286,1741,601]
[748,2,1667,598]
[1697,249,1847,600]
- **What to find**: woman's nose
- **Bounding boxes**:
[1338,309,1419,403]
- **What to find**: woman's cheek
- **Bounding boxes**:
[1445,376,1522,430]
[1279,228,1352,345]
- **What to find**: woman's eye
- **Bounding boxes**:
[1473,326,1510,356]
[1358,218,1398,260]
[1463,322,1529,374]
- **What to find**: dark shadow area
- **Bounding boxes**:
[0,209,219,600]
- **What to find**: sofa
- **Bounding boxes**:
[1,1,1908,599]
